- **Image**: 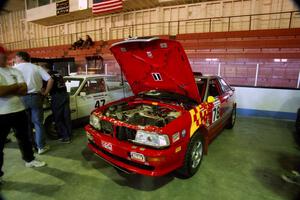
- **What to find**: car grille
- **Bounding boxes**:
[116,126,136,141]
[99,120,136,141]
[100,120,114,134]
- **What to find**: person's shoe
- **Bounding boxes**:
[60,138,71,144]
[38,145,50,155]
[25,160,46,168]
[282,170,300,186]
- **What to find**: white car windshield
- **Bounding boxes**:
[64,78,83,95]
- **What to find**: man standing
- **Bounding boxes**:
[14,51,53,154]
[44,66,72,143]
[0,46,46,184]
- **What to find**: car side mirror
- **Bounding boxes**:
[80,92,86,97]
[207,96,215,103]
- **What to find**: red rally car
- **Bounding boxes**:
[85,37,236,178]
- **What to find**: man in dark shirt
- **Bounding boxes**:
[82,35,94,49]
[47,69,72,143]
[71,38,84,50]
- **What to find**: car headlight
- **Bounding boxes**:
[90,114,101,130]
[133,130,170,148]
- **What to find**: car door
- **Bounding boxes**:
[76,77,110,119]
[218,78,234,124]
[206,78,223,139]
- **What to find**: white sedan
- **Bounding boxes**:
[44,74,132,139]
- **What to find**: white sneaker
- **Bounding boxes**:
[38,145,50,155]
[25,160,46,168]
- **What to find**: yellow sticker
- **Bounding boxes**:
[189,105,202,137]
[175,146,182,153]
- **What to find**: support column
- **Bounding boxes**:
[254,63,259,87]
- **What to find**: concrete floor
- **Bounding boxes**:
[0,116,299,200]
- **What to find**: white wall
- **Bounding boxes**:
[235,87,300,113]
[26,0,87,22]
[26,4,56,21]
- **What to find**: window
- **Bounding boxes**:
[38,0,50,6]
[219,78,231,93]
[81,78,106,95]
[64,78,83,95]
[207,79,221,98]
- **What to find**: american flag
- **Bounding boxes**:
[92,0,123,15]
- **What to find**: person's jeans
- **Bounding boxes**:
[0,111,35,177]
[51,92,72,139]
[22,94,46,149]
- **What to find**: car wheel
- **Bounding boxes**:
[226,105,236,129]
[44,115,59,140]
[177,133,204,178]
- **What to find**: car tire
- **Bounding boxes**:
[44,115,59,140]
[226,105,236,129]
[176,133,204,178]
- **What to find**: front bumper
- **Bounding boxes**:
[85,125,184,176]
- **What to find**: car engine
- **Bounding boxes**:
[103,101,181,127]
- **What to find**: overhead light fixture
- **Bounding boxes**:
[205,58,218,61]
[281,59,287,62]
[274,58,287,62]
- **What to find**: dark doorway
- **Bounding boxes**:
[86,55,105,74]
[31,57,76,76]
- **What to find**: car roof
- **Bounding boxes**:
[64,74,116,79]
[195,75,220,81]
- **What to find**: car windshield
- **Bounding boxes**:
[138,90,198,108]
[64,78,83,95]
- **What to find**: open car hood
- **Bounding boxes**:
[110,37,201,103]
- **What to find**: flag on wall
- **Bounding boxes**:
[92,0,123,15]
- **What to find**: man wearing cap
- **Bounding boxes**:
[0,46,46,184]
[14,51,53,154]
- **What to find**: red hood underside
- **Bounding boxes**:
[110,38,201,103]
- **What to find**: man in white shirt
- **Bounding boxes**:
[14,51,53,154]
[0,46,46,184]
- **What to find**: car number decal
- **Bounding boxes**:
[95,99,106,108]
[212,105,220,123]
[212,100,221,123]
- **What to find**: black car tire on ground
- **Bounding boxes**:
[176,132,204,178]
[226,105,236,129]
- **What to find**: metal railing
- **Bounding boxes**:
[4,11,300,50]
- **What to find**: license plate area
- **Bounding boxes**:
[101,141,112,151]
[130,152,145,162]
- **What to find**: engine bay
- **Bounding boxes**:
[103,101,181,127]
